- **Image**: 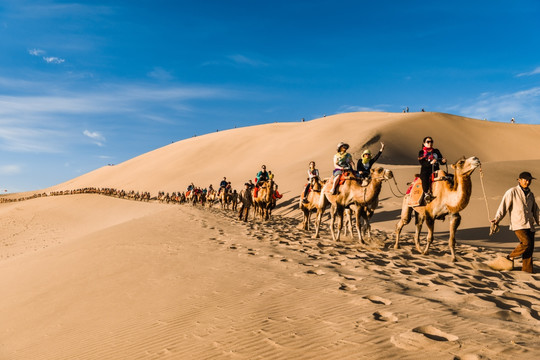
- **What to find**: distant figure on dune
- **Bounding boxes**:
[511,117,515,123]
[357,142,384,180]
[418,136,446,203]
[491,171,539,273]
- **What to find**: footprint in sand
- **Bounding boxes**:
[364,295,392,305]
[306,269,325,276]
[412,325,459,342]
[391,325,459,351]
[373,311,398,322]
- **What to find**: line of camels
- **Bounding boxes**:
[0,156,481,261]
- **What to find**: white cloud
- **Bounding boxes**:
[452,87,540,123]
[0,165,22,175]
[28,48,65,64]
[28,48,45,56]
[228,54,267,67]
[148,67,173,81]
[43,56,65,64]
[83,130,106,146]
[516,66,540,77]
[339,105,390,113]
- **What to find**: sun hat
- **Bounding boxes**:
[362,149,372,156]
[337,142,349,151]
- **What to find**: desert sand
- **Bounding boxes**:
[1,112,539,359]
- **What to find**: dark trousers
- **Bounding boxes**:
[511,229,535,273]
[420,171,432,194]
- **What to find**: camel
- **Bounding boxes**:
[238,185,253,222]
[219,189,232,209]
[206,189,217,207]
[394,156,481,261]
[313,167,393,242]
[252,180,275,221]
[299,176,326,230]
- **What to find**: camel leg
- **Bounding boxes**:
[312,195,329,239]
[414,211,425,253]
[394,206,413,249]
[422,215,435,255]
[353,208,364,244]
[329,205,338,241]
[448,213,461,262]
[313,209,323,238]
[335,207,344,241]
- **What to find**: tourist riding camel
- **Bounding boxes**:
[314,167,393,242]
[357,142,385,180]
[300,175,326,230]
[302,161,320,204]
[254,165,269,198]
[331,142,355,195]
[394,156,481,261]
[418,136,446,203]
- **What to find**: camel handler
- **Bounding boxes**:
[491,171,539,273]
[331,142,355,195]
[357,142,385,179]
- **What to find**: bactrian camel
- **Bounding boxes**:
[313,167,393,242]
[299,176,326,230]
[394,156,481,261]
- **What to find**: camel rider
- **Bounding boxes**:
[302,161,320,203]
[208,184,214,193]
[268,171,283,199]
[331,142,355,195]
[357,142,384,179]
[219,177,228,194]
[418,136,446,203]
[256,165,269,185]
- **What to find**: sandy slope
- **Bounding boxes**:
[1,112,539,359]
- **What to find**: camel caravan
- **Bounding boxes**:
[1,137,485,261]
[299,140,482,261]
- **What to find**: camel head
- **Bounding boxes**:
[370,167,394,181]
[451,156,481,177]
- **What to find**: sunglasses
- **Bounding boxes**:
[426,140,433,144]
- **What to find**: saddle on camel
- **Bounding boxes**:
[406,171,455,207]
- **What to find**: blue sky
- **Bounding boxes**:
[1,0,539,192]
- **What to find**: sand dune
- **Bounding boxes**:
[1,112,539,359]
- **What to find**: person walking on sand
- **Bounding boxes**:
[491,171,539,273]
[418,136,446,203]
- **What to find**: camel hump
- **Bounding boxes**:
[407,178,423,207]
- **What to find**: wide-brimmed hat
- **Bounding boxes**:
[337,142,349,151]
[518,171,536,180]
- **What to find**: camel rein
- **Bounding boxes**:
[478,166,492,222]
